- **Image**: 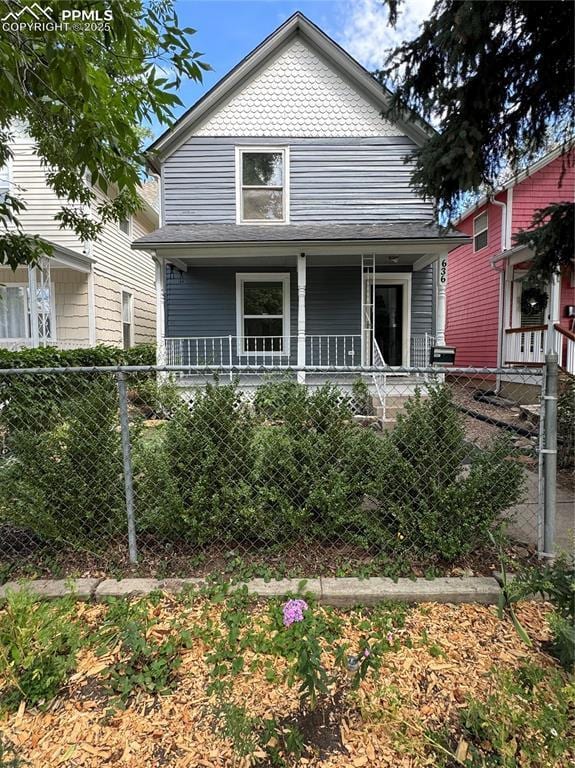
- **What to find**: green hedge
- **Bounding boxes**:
[0,343,156,369]
[0,343,156,431]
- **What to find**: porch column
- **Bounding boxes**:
[155,254,166,366]
[87,266,97,346]
[546,272,561,354]
[27,265,39,348]
[436,254,448,346]
[297,252,306,383]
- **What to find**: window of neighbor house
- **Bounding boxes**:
[0,283,54,342]
[237,273,290,353]
[121,290,133,349]
[0,286,28,340]
[239,149,287,223]
[119,217,131,236]
[0,162,9,198]
[473,211,488,251]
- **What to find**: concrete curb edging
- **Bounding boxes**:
[0,575,502,606]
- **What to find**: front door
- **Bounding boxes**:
[374,284,403,366]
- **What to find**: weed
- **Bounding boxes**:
[94,598,190,704]
[0,590,81,712]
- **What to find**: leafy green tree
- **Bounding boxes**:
[0,0,209,267]
[378,0,574,279]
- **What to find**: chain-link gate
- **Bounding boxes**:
[0,361,569,580]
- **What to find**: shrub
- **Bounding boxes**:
[0,590,81,711]
[0,344,156,431]
[144,383,256,545]
[0,380,124,543]
[369,386,524,560]
[557,374,574,469]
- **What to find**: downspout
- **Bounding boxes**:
[491,190,512,388]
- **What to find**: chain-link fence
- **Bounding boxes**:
[0,363,570,580]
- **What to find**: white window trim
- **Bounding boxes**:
[363,272,412,367]
[235,146,290,225]
[473,211,489,252]
[235,272,291,356]
[121,288,134,348]
[0,280,57,344]
[119,216,132,237]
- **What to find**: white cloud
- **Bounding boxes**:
[333,0,434,71]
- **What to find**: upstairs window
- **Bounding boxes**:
[119,217,131,236]
[473,211,488,251]
[238,148,287,223]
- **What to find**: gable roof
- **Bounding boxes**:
[147,12,433,171]
[454,145,572,226]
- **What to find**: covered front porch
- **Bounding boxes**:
[496,245,575,376]
[149,233,460,377]
[0,243,96,351]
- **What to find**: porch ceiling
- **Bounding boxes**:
[133,221,468,262]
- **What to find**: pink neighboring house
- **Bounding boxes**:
[446,149,575,375]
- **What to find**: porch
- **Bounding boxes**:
[0,244,95,351]
[157,249,451,377]
[504,324,575,375]
[497,246,575,376]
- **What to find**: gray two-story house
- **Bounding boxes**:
[134,12,466,386]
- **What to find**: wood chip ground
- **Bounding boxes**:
[0,600,570,767]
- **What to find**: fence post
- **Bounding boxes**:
[116,371,138,564]
[542,351,558,559]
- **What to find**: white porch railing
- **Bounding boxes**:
[504,325,548,366]
[165,336,290,368]
[410,333,435,367]
[555,324,575,375]
[0,338,89,351]
[304,335,361,367]
[164,335,436,369]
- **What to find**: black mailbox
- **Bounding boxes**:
[430,346,456,365]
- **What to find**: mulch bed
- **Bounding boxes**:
[1,598,570,767]
[0,537,538,582]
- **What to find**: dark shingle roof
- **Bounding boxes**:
[133,221,466,248]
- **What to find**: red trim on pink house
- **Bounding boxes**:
[446,155,575,368]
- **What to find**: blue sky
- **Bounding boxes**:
[151,0,432,139]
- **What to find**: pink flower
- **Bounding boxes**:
[363,648,370,658]
[282,598,308,627]
[386,632,394,644]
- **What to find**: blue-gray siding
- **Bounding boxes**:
[411,266,435,338]
[163,137,433,225]
[165,264,434,361]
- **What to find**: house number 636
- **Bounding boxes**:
[439,258,448,284]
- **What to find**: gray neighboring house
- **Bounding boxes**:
[134,12,467,388]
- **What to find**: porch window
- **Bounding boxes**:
[238,148,287,223]
[0,283,54,342]
[473,211,488,251]
[236,273,290,353]
[0,286,28,340]
[121,290,133,349]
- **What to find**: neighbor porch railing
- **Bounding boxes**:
[504,325,548,366]
[555,324,575,375]
[0,338,89,352]
[504,324,575,375]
